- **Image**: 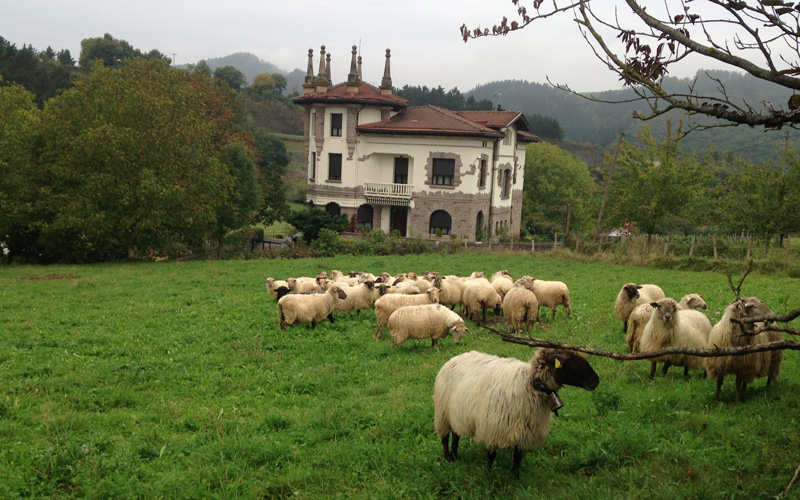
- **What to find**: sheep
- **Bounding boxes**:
[531,278,571,320]
[462,275,502,326]
[502,276,539,333]
[265,278,290,301]
[626,293,708,352]
[614,283,665,332]
[373,287,440,338]
[277,284,347,330]
[427,273,465,311]
[705,297,782,402]
[433,348,599,476]
[639,298,711,378]
[288,276,326,293]
[490,270,514,300]
[334,280,385,315]
[387,304,468,348]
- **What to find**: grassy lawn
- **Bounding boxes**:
[1,254,798,499]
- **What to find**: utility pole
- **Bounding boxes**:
[594,133,624,241]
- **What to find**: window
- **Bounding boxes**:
[330,113,343,137]
[325,202,341,216]
[478,158,487,188]
[394,157,408,184]
[430,210,452,235]
[311,152,316,180]
[503,129,512,146]
[328,153,342,181]
[356,204,374,229]
[501,169,511,197]
[432,158,455,186]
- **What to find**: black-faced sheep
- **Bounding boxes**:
[502,276,539,333]
[277,284,347,330]
[705,296,782,402]
[614,283,665,332]
[433,349,599,476]
[373,287,440,338]
[639,298,711,378]
[531,278,571,320]
[387,304,468,348]
[626,293,708,352]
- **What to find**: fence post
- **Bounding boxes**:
[663,235,671,256]
[712,234,718,260]
[640,237,648,264]
[689,236,695,258]
[531,238,535,253]
[575,234,582,253]
[785,235,791,266]
[554,232,558,249]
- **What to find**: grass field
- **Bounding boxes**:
[1,254,798,499]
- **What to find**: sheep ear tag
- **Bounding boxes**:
[554,359,562,370]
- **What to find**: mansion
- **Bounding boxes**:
[293,46,538,241]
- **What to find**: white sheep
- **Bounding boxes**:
[639,298,711,378]
[490,270,514,300]
[427,273,465,311]
[265,277,290,301]
[705,297,782,402]
[388,304,468,348]
[288,276,326,293]
[433,349,599,476]
[502,276,539,333]
[614,283,665,332]
[462,275,502,326]
[626,293,708,352]
[531,278,571,320]
[277,284,347,330]
[334,280,385,315]
[373,287,440,338]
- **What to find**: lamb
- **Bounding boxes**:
[705,296,782,401]
[462,274,502,326]
[639,298,712,378]
[277,284,347,330]
[626,293,708,352]
[531,278,571,320]
[373,287,440,338]
[334,280,385,315]
[434,349,599,476]
[387,304,468,348]
[490,270,514,300]
[502,276,539,333]
[265,277,290,300]
[614,283,665,332]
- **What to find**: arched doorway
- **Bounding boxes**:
[429,210,452,236]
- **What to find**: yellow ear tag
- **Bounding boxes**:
[555,359,562,369]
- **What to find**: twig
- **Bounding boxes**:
[778,462,800,499]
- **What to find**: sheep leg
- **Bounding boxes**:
[715,376,724,399]
[431,338,438,349]
[623,321,628,333]
[310,320,316,329]
[327,313,335,324]
[565,302,571,319]
[662,362,671,376]
[451,433,460,459]
[649,362,657,379]
[441,434,453,461]
[375,326,383,339]
[512,447,524,478]
[486,450,497,470]
[735,377,744,402]
[551,307,557,320]
[482,307,487,324]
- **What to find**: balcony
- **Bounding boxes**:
[364,182,413,207]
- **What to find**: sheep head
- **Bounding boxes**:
[536,349,600,392]
[650,298,679,324]
[623,283,641,300]
[449,319,468,344]
[427,287,440,304]
[328,285,347,300]
[682,294,707,310]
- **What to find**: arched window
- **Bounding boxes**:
[475,211,485,240]
[325,202,341,216]
[429,210,452,236]
[356,204,373,229]
[501,169,511,197]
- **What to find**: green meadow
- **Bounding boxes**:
[1,254,798,499]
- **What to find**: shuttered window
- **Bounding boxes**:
[328,153,342,181]
[330,113,343,137]
[432,158,455,186]
[394,157,408,184]
[429,210,452,235]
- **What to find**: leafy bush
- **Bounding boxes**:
[285,209,347,243]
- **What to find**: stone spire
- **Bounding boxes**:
[380,48,393,96]
[315,45,330,93]
[325,52,332,83]
[303,48,315,95]
[346,45,359,93]
[357,55,362,81]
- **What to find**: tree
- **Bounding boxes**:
[213,65,247,92]
[251,128,290,226]
[250,72,276,98]
[521,141,597,236]
[79,33,168,68]
[0,37,74,105]
[30,58,246,261]
[461,1,800,130]
[286,209,347,244]
[0,83,41,261]
[213,142,261,257]
[605,122,712,238]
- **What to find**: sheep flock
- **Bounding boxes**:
[265,268,788,474]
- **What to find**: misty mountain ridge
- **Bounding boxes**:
[198,51,797,164]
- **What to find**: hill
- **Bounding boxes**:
[192,52,305,94]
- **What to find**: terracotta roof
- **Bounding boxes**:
[356,105,505,138]
[517,131,540,143]
[293,81,408,108]
[458,110,533,133]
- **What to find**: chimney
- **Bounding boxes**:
[380,48,393,96]
[346,45,359,94]
[315,45,330,93]
[303,48,315,95]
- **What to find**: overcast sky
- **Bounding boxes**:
[3,1,737,93]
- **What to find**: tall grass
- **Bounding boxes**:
[1,255,798,499]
